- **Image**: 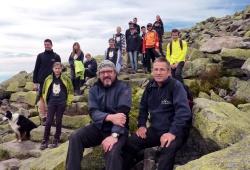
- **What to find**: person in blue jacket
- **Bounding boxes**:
[123,57,192,170]
[66,60,132,170]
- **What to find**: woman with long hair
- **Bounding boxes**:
[68,42,84,95]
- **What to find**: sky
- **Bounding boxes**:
[0,0,249,82]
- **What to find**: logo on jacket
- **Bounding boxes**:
[161,98,172,105]
[53,83,61,96]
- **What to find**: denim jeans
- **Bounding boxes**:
[128,51,138,71]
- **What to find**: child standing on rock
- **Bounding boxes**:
[40,62,73,150]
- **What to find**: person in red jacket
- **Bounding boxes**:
[142,23,160,73]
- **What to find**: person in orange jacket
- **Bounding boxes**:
[142,23,160,73]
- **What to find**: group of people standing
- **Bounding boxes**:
[105,15,165,74]
[32,14,190,170]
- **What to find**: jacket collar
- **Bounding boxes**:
[151,76,172,88]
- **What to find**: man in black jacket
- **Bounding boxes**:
[123,57,192,170]
[33,39,61,125]
[66,60,132,170]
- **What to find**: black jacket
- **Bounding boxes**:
[84,59,97,76]
[126,33,141,52]
[138,77,192,136]
[105,48,118,65]
[88,79,131,135]
[33,50,61,84]
[68,51,84,78]
[153,20,164,40]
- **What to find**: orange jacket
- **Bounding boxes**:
[143,30,159,53]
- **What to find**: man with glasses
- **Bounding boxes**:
[123,57,192,170]
[66,60,131,170]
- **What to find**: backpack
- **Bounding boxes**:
[145,78,194,110]
[169,39,183,56]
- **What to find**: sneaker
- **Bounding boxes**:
[40,140,48,150]
[49,139,59,148]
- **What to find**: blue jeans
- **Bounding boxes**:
[128,51,138,71]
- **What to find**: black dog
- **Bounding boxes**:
[2,111,37,142]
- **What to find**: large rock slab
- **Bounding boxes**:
[30,126,73,143]
[183,58,211,78]
[2,71,30,90]
[193,98,250,148]
[0,158,20,170]
[220,48,250,59]
[10,91,37,106]
[234,80,250,102]
[0,140,41,160]
[175,135,250,170]
[20,142,92,170]
[241,58,250,75]
[200,36,246,53]
[62,115,91,129]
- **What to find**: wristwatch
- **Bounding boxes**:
[111,133,119,138]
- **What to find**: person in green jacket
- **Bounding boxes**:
[166,29,188,83]
[40,62,74,150]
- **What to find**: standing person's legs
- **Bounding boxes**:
[104,135,127,170]
[43,104,56,142]
[74,77,81,95]
[66,124,103,170]
[133,51,138,71]
[175,61,185,83]
[122,51,128,69]
[54,103,66,141]
[157,136,185,170]
[128,51,135,71]
[159,36,164,56]
[38,83,47,124]
[145,49,151,73]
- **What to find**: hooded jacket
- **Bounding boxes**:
[88,79,131,135]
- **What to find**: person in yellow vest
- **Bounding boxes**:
[166,29,187,83]
[40,62,73,150]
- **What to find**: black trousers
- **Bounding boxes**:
[43,103,66,141]
[72,77,81,93]
[66,124,127,170]
[84,69,96,80]
[171,61,185,83]
[123,128,185,170]
[145,48,159,72]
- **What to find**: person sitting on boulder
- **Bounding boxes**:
[66,60,131,170]
[40,62,73,150]
[123,57,192,170]
[166,29,188,83]
[83,53,97,83]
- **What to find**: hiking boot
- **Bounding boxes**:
[40,140,48,150]
[49,139,59,148]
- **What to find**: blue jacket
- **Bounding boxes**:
[138,77,192,136]
[88,79,132,135]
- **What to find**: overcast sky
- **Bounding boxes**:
[0,0,249,82]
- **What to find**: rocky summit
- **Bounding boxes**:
[0,5,250,170]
